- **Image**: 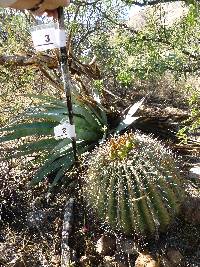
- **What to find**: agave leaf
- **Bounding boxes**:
[126,97,145,117]
[26,93,106,130]
[24,111,67,122]
[16,138,59,155]
[31,140,91,186]
[49,158,73,189]
[0,122,57,143]
[26,94,67,108]
[34,145,73,176]
[23,102,102,132]
[74,116,102,134]
[8,107,67,125]
[34,104,67,112]
[51,138,71,153]
[1,121,57,132]
[74,96,107,127]
[115,116,140,133]
[115,97,145,133]
[77,129,102,142]
[93,92,101,103]
[28,93,105,126]
[96,103,108,126]
[1,92,108,186]
[73,104,102,128]
[24,109,91,124]
[85,101,107,127]
[30,154,73,186]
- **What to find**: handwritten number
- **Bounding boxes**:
[62,128,67,134]
[45,34,50,43]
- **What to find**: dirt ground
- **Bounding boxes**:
[0,101,199,267]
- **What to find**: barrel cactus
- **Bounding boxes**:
[83,132,185,236]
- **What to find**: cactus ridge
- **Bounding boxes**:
[84,132,185,236]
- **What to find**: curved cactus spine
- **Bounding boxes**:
[84,132,185,236]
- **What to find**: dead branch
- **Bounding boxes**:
[0,54,57,68]
[0,53,101,80]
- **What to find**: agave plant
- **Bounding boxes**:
[0,94,107,186]
[0,93,144,186]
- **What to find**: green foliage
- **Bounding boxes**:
[90,1,200,100]
[84,132,185,236]
[0,10,51,124]
[0,94,107,186]
[0,92,144,186]
[178,89,200,143]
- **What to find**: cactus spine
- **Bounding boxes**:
[84,132,185,236]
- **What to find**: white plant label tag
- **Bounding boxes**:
[31,27,56,51]
[54,122,76,140]
[31,24,66,51]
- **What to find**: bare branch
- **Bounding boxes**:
[0,53,101,80]
[123,0,186,7]
[39,67,63,92]
[0,54,57,68]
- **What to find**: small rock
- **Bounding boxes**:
[27,209,49,228]
[51,255,60,266]
[0,235,5,242]
[103,255,128,267]
[166,248,183,266]
[116,237,139,255]
[182,197,200,225]
[80,255,97,266]
[159,256,173,267]
[13,260,25,267]
[96,234,116,256]
[135,253,159,267]
[189,166,200,180]
[115,253,129,267]
[103,256,115,267]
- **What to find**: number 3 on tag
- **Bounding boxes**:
[45,34,50,43]
[31,28,56,51]
[31,23,66,52]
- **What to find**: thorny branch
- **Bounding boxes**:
[122,0,192,7]
[97,6,200,65]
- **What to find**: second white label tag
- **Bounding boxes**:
[54,123,76,140]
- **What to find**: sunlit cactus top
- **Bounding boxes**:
[107,133,136,160]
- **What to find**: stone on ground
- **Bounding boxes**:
[135,253,159,267]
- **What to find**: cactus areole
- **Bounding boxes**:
[84,132,185,236]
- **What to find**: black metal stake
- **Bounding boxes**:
[57,9,86,265]
[57,7,78,164]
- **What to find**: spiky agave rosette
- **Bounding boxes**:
[83,132,185,236]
